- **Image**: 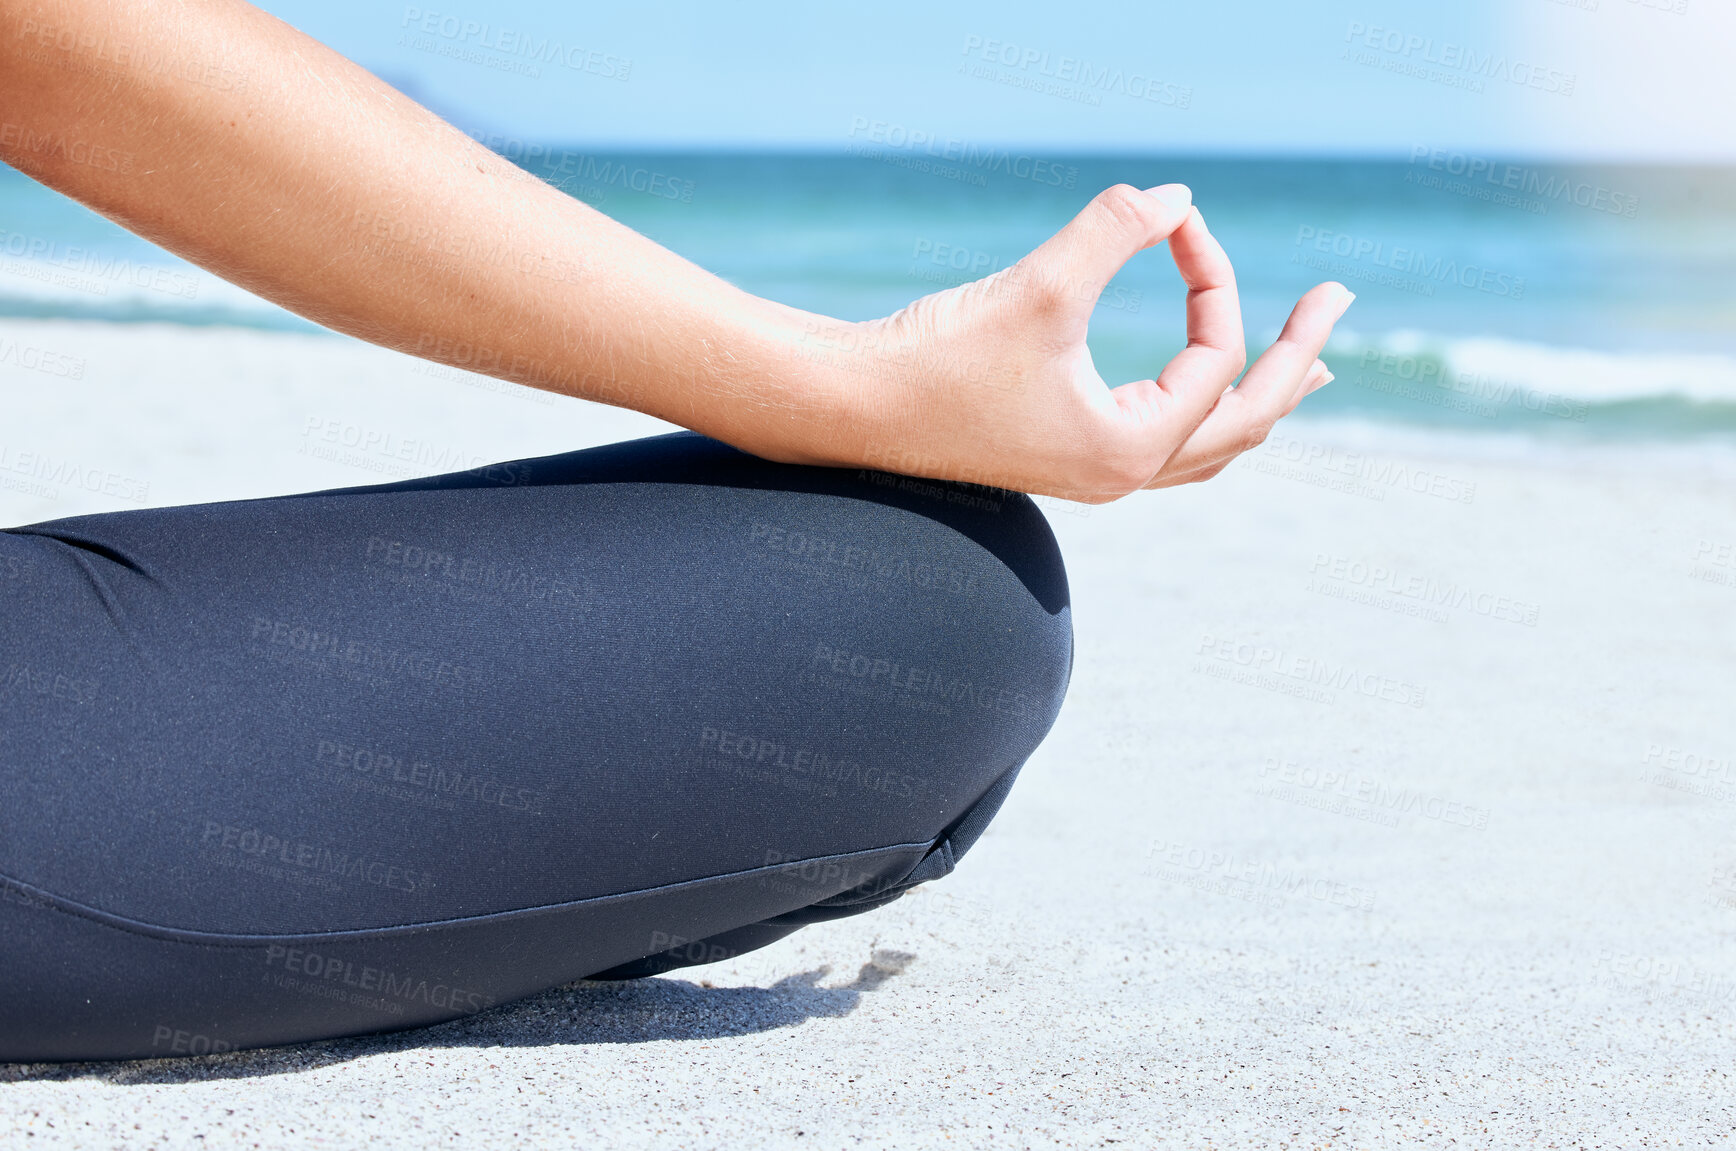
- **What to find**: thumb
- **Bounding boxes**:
[1011,183,1193,314]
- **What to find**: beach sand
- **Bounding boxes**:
[3,318,1735,1147]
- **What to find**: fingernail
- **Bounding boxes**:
[1335,285,1357,311]
[1145,183,1192,213]
[1321,370,1335,384]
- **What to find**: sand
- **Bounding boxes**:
[3,318,1735,1148]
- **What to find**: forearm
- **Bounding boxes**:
[0,0,859,459]
[1,1,1353,501]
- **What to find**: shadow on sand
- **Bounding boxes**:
[0,949,918,1086]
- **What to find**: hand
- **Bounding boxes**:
[826,183,1354,504]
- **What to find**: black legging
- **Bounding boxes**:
[0,432,1071,1062]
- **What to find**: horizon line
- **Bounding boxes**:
[449,141,1736,168]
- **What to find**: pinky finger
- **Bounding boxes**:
[1147,358,1334,489]
[1283,359,1334,416]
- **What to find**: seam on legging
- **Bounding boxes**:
[0,840,931,950]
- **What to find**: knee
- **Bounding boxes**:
[878,486,1072,829]
[949,489,1074,750]
[794,493,1072,910]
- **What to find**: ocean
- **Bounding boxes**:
[3,151,1734,444]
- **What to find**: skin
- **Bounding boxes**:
[0,0,1353,504]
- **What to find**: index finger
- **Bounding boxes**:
[1149,209,1247,434]
[1171,207,1246,368]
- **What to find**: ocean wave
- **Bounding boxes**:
[1310,329,1736,438]
[1451,333,1729,405]
[1276,414,1736,479]
[0,255,316,332]
[1333,329,1736,407]
[7,237,1736,439]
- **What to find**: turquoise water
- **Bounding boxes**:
[4,153,1734,440]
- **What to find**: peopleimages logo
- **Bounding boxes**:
[264,945,495,1015]
[748,520,984,597]
[0,337,85,380]
[1193,632,1428,708]
[13,18,250,94]
[0,444,150,502]
[399,7,630,79]
[315,738,544,814]
[202,820,436,895]
[0,227,200,299]
[1343,21,1577,96]
[1307,553,1541,627]
[846,117,1078,189]
[1253,756,1493,831]
[1355,351,1588,423]
[1257,431,1479,504]
[1293,225,1525,299]
[808,641,1041,719]
[463,132,696,203]
[1145,838,1378,912]
[1407,146,1640,219]
[0,121,135,174]
[299,415,534,484]
[699,725,920,799]
[958,34,1192,109]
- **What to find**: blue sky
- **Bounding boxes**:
[260,0,1733,160]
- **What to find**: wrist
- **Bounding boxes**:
[743,302,900,469]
